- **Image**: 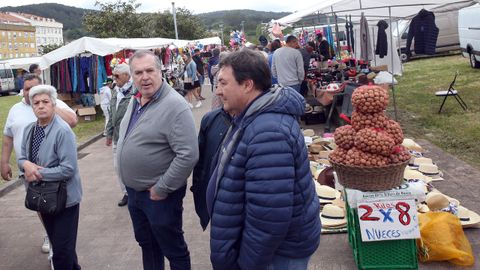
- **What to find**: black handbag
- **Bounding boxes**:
[24,125,67,215]
[25,180,67,215]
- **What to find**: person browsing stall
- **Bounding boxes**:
[116,50,198,270]
[105,63,134,207]
[208,49,321,270]
[18,84,82,270]
[1,74,77,257]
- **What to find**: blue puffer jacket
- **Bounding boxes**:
[209,86,321,270]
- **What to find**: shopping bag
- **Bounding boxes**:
[417,212,474,266]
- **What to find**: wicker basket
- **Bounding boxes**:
[331,160,409,191]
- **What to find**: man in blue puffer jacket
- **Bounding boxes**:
[207,49,321,270]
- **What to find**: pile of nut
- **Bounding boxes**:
[330,85,410,167]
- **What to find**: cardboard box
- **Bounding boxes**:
[370,65,388,72]
[77,107,96,122]
[57,93,72,101]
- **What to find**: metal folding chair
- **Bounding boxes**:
[435,71,468,113]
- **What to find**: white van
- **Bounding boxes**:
[459,4,480,68]
[0,62,16,96]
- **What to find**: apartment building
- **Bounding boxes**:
[0,13,36,59]
[8,12,63,54]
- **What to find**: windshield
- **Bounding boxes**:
[392,20,409,37]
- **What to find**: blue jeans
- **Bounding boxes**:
[289,84,302,93]
[126,186,190,270]
[41,204,81,270]
[267,255,310,270]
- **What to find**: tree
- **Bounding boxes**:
[83,0,145,38]
[83,1,208,40]
[142,8,208,40]
[39,44,63,55]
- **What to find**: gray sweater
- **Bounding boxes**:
[116,81,199,198]
[18,115,82,208]
[271,47,305,86]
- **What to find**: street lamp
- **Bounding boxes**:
[219,24,224,45]
[172,2,179,39]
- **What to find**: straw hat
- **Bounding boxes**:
[318,150,330,159]
[417,203,430,213]
[321,204,347,228]
[413,157,433,166]
[418,164,444,181]
[425,191,460,212]
[429,190,460,206]
[305,104,313,114]
[303,129,315,137]
[404,168,432,184]
[309,144,324,154]
[402,138,423,152]
[316,184,341,204]
[425,192,450,211]
[457,206,480,228]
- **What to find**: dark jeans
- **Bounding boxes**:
[126,186,190,270]
[41,204,81,270]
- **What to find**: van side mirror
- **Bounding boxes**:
[401,32,408,39]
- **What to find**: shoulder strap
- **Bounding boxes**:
[28,125,35,162]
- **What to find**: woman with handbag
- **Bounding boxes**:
[182,53,202,108]
[18,84,82,270]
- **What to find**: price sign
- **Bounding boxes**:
[358,199,420,242]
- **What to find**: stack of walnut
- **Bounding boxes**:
[330,85,410,166]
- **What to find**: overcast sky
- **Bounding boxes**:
[0,0,301,14]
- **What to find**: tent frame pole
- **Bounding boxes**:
[389,6,399,121]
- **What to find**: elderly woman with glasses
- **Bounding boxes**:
[18,84,82,270]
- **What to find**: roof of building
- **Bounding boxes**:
[0,12,29,24]
[8,12,57,22]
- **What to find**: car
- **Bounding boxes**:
[0,62,16,96]
[459,3,480,68]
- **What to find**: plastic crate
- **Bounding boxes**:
[346,205,418,270]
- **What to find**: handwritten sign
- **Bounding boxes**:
[358,199,420,242]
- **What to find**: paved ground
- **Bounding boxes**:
[0,85,479,269]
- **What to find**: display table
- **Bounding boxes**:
[344,185,422,269]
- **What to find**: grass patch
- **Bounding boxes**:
[0,96,104,185]
[390,54,480,168]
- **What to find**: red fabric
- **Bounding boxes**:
[104,55,113,76]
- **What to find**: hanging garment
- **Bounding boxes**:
[348,16,355,53]
[406,9,439,56]
[375,20,389,58]
[360,12,373,61]
[68,58,77,92]
[345,17,351,52]
[78,56,91,93]
[104,55,113,76]
[97,57,108,92]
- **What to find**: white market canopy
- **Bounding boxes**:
[276,0,479,24]
[0,56,41,71]
[39,36,222,69]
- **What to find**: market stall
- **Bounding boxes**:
[304,83,478,269]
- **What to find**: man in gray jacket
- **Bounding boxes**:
[106,63,134,207]
[271,35,305,92]
[116,50,198,270]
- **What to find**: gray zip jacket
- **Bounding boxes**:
[18,115,82,208]
[116,81,199,198]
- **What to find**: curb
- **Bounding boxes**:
[0,133,104,198]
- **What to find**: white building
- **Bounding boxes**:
[8,12,63,54]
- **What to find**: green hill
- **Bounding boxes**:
[0,4,291,43]
[0,3,90,41]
